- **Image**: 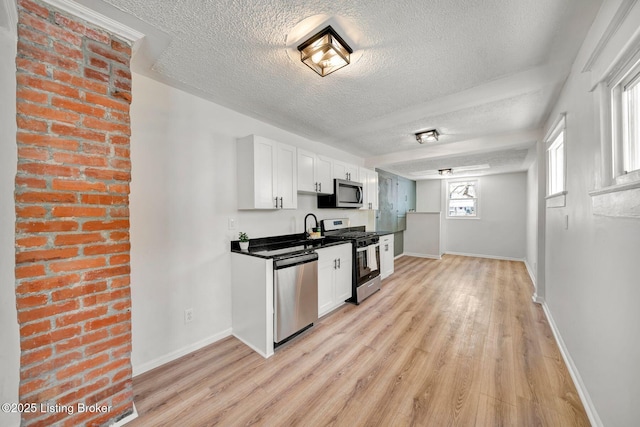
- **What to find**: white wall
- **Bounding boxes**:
[445,173,526,259]
[415,173,527,260]
[538,1,640,423]
[129,74,371,374]
[525,160,538,285]
[415,180,441,212]
[424,173,526,260]
[0,29,20,427]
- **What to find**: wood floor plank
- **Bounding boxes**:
[476,393,518,427]
[129,255,590,426]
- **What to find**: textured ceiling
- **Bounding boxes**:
[89,0,602,178]
[385,148,532,179]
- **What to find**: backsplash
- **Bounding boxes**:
[228,193,374,241]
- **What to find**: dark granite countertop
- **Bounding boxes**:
[230,232,349,259]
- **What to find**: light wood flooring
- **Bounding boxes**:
[128,255,590,426]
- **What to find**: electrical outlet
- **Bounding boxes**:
[184,308,194,324]
[228,218,237,230]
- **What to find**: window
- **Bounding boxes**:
[545,114,566,198]
[619,65,640,175]
[447,180,478,218]
[544,114,567,208]
[587,12,640,218]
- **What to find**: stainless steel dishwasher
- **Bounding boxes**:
[273,251,318,345]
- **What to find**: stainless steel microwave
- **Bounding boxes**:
[317,179,363,208]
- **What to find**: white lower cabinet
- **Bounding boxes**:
[316,243,352,317]
[380,234,395,280]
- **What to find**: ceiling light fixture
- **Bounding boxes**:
[297,26,353,77]
[415,129,439,144]
[438,168,453,176]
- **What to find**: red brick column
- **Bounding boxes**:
[14,0,134,425]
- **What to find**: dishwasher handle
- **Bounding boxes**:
[273,252,318,269]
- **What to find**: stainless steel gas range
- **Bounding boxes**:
[321,218,381,304]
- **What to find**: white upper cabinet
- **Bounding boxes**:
[333,160,359,182]
[359,167,379,210]
[276,142,297,209]
[297,149,333,195]
[316,155,333,194]
[237,135,297,209]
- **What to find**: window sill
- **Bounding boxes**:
[589,180,640,218]
[614,169,640,186]
[545,191,567,208]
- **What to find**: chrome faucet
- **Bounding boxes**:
[304,213,319,238]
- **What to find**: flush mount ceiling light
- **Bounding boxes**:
[297,26,353,77]
[415,129,440,144]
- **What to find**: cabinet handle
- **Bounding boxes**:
[385,244,389,251]
[274,197,278,208]
[333,259,337,269]
[279,197,283,208]
[319,182,322,192]
[337,258,341,269]
[315,182,318,192]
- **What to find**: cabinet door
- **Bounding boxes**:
[333,161,348,181]
[345,164,359,183]
[237,135,296,210]
[276,142,297,209]
[334,161,359,182]
[380,235,395,279]
[359,168,369,210]
[369,171,379,210]
[252,136,277,209]
[335,247,353,302]
[317,253,335,316]
[316,155,333,195]
[317,246,339,316]
[359,168,379,210]
[297,149,316,193]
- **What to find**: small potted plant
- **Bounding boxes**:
[238,232,249,251]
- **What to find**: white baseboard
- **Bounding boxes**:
[403,252,442,260]
[232,333,273,359]
[394,253,404,260]
[524,259,537,288]
[444,251,524,262]
[541,302,603,427]
[111,403,137,426]
[531,294,545,304]
[132,328,232,376]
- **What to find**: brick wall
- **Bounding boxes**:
[14,0,133,425]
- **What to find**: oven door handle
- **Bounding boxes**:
[356,243,379,252]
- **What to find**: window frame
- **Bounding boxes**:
[446,179,479,219]
[612,59,640,182]
[545,114,567,208]
[585,6,640,218]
